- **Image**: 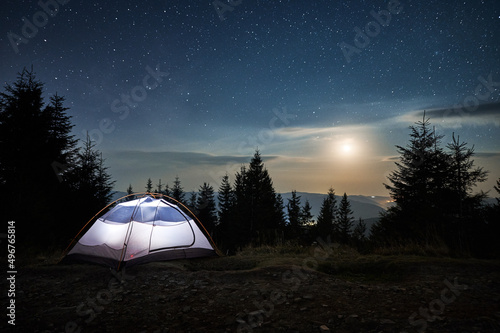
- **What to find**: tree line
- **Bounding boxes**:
[2,68,499,257]
[131,153,371,254]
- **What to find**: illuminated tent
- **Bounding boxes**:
[63,195,218,269]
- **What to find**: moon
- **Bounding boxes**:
[342,144,352,153]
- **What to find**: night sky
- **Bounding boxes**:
[2,0,499,196]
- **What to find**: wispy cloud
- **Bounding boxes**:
[475,152,500,158]
[394,102,500,128]
[276,124,375,140]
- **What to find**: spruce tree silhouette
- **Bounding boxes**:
[196,182,217,235]
[316,187,337,240]
[337,193,354,244]
[0,68,77,245]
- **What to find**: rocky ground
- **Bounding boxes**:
[3,246,500,332]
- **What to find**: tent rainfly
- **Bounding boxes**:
[63,195,218,269]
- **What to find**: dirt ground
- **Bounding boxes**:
[3,247,500,333]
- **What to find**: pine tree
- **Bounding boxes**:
[316,187,337,239]
[494,178,500,206]
[197,183,217,235]
[217,173,237,252]
[164,183,171,197]
[217,174,234,227]
[383,112,449,241]
[446,133,488,217]
[172,176,185,202]
[337,193,354,244]
[68,133,114,213]
[444,133,488,254]
[0,68,78,244]
[274,193,287,240]
[385,113,444,207]
[244,150,282,245]
[287,190,302,239]
[126,184,135,201]
[353,218,366,242]
[297,199,314,243]
[0,68,46,194]
[228,150,284,247]
[232,166,251,248]
[299,199,314,226]
[156,179,163,194]
[188,191,197,214]
[353,218,367,252]
[44,94,78,181]
[145,178,153,192]
[96,152,115,205]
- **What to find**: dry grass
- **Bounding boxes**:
[17,246,66,267]
[371,241,451,257]
[20,242,492,285]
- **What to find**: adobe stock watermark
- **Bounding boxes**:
[236,236,340,332]
[408,277,468,332]
[64,268,135,333]
[83,64,170,146]
[7,0,70,54]
[212,0,243,21]
[51,63,169,182]
[442,72,499,127]
[207,107,296,186]
[339,0,403,63]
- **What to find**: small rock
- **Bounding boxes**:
[236,317,247,325]
[249,310,264,317]
[380,319,395,324]
[182,306,191,313]
[319,324,330,332]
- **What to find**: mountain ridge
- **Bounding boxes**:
[111,191,391,221]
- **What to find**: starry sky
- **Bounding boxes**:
[2,0,500,196]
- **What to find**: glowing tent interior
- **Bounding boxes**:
[62,194,218,269]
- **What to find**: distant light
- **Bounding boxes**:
[371,196,375,198]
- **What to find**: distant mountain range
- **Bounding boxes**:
[111,191,392,232]
[280,192,391,221]
[280,192,390,234]
[111,190,497,236]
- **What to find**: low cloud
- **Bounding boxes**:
[108,150,253,167]
[105,150,282,191]
[381,156,400,162]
